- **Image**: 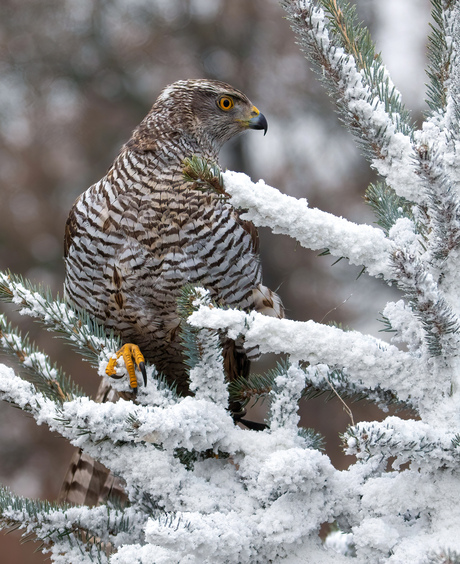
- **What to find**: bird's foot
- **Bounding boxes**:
[106,344,147,394]
[230,403,268,431]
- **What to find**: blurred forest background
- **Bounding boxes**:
[0,0,430,561]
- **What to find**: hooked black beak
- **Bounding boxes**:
[248,112,268,136]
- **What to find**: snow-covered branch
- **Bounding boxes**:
[0,360,346,563]
[0,270,120,368]
[189,305,426,406]
[223,171,394,279]
[281,0,424,202]
[0,488,146,564]
[267,362,306,431]
[0,363,229,456]
[179,286,229,404]
[391,248,460,356]
[344,416,459,469]
[0,313,82,402]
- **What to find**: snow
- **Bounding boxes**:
[0,359,339,562]
[0,363,44,412]
[388,217,419,250]
[3,1,460,562]
[294,0,425,203]
[344,416,457,469]
[222,170,394,279]
[189,306,421,404]
[268,363,305,431]
[187,291,229,405]
[382,300,425,354]
[324,530,354,556]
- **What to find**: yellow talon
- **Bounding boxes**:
[106,343,147,392]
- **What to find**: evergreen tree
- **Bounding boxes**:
[1,0,460,562]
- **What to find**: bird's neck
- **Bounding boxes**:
[121,126,221,180]
[111,141,220,188]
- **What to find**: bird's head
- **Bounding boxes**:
[128,79,267,157]
[185,79,268,145]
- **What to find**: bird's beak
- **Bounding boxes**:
[247,106,268,136]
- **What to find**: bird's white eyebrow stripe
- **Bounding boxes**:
[157,86,175,101]
[156,80,249,105]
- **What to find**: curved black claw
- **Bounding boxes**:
[109,372,124,380]
[139,362,147,387]
[229,402,246,420]
[131,386,138,395]
[231,403,268,431]
[238,418,269,431]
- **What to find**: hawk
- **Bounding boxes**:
[60,79,284,506]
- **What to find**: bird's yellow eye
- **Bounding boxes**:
[218,96,234,111]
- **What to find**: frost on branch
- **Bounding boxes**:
[3,0,460,562]
[185,0,460,560]
[0,282,338,563]
[0,270,121,371]
[222,170,394,279]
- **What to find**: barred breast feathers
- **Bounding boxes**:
[60,79,284,508]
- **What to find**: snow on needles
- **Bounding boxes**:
[291,0,424,203]
[4,0,460,561]
[222,170,394,279]
[188,306,420,403]
[0,360,345,563]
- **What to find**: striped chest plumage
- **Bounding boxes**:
[63,78,284,396]
[60,79,284,507]
[64,149,262,389]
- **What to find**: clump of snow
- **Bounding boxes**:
[382,300,425,353]
[189,306,420,404]
[222,171,394,280]
[388,217,419,250]
[269,363,305,431]
[324,530,354,556]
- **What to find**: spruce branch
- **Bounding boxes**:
[425,0,460,135]
[229,360,405,413]
[266,362,305,431]
[0,366,206,508]
[344,417,459,469]
[182,155,227,197]
[320,0,412,135]
[0,270,173,404]
[415,2,460,273]
[0,485,146,562]
[413,138,460,268]
[178,285,228,405]
[0,313,83,403]
[0,270,121,368]
[377,313,397,334]
[426,0,451,113]
[0,363,231,466]
[222,170,394,280]
[380,300,427,356]
[297,427,325,451]
[426,174,460,263]
[303,364,406,410]
[228,371,274,408]
[189,305,421,407]
[391,249,460,357]
[365,182,416,237]
[280,0,421,201]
